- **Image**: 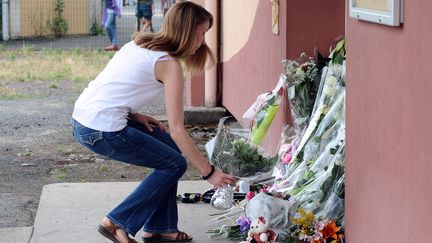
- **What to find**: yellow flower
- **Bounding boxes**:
[291,208,315,229]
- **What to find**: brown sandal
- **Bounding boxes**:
[142,230,193,242]
[98,223,138,243]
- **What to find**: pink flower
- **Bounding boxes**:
[246,191,255,201]
[282,153,293,164]
[259,185,269,193]
[280,143,294,164]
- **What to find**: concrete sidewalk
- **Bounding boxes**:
[27,181,236,243]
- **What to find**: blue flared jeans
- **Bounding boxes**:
[71,118,187,236]
[104,11,118,45]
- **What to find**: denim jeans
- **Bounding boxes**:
[104,11,118,45]
[71,118,187,236]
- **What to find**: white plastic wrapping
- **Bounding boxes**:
[210,185,235,210]
[245,192,298,230]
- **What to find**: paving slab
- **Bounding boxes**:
[0,227,33,243]
[30,181,237,243]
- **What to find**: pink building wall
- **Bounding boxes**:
[221,0,287,153]
[346,1,432,242]
[221,0,344,153]
[185,72,205,106]
[185,0,205,107]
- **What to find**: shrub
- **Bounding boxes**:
[50,0,68,38]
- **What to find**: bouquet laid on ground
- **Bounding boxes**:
[243,75,286,145]
[207,117,278,179]
[270,39,346,242]
[205,117,278,209]
[283,52,329,136]
[272,125,300,180]
[286,208,344,243]
[271,51,330,193]
[272,39,346,194]
[207,190,296,241]
[207,39,347,243]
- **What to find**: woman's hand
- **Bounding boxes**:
[130,113,165,132]
[206,169,237,188]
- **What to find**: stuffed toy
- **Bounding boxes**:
[244,216,276,243]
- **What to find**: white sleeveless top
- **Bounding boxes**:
[72,41,170,132]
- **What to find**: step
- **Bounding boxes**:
[30,181,236,243]
[0,226,33,243]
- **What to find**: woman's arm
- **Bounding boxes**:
[155,59,236,187]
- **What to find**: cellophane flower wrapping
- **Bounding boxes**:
[272,124,300,180]
[209,185,235,210]
[270,40,346,240]
[206,201,248,240]
[207,40,346,242]
[272,91,345,194]
[243,75,286,145]
[205,117,279,209]
[283,53,324,136]
[245,192,298,230]
[206,117,278,180]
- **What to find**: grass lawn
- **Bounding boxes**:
[0,46,114,99]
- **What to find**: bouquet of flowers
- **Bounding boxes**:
[205,117,278,209]
[271,39,346,242]
[272,124,300,180]
[207,38,347,243]
[272,48,346,193]
[285,208,344,243]
[243,75,286,145]
[283,52,328,136]
[280,91,344,192]
[206,201,249,240]
[207,117,278,179]
[207,191,296,241]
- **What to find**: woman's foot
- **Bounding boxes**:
[104,45,119,51]
[142,230,193,242]
[99,217,137,243]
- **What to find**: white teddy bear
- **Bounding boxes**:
[244,216,276,243]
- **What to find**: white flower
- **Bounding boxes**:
[298,231,306,240]
[313,231,323,240]
[293,70,306,84]
[329,62,343,77]
[304,235,314,242]
[325,87,336,97]
[326,76,337,86]
[314,219,326,231]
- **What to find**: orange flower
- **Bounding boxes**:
[321,221,341,240]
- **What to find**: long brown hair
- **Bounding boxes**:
[133,1,215,74]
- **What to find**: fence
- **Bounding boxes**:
[1,0,175,50]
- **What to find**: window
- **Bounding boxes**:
[349,0,403,26]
